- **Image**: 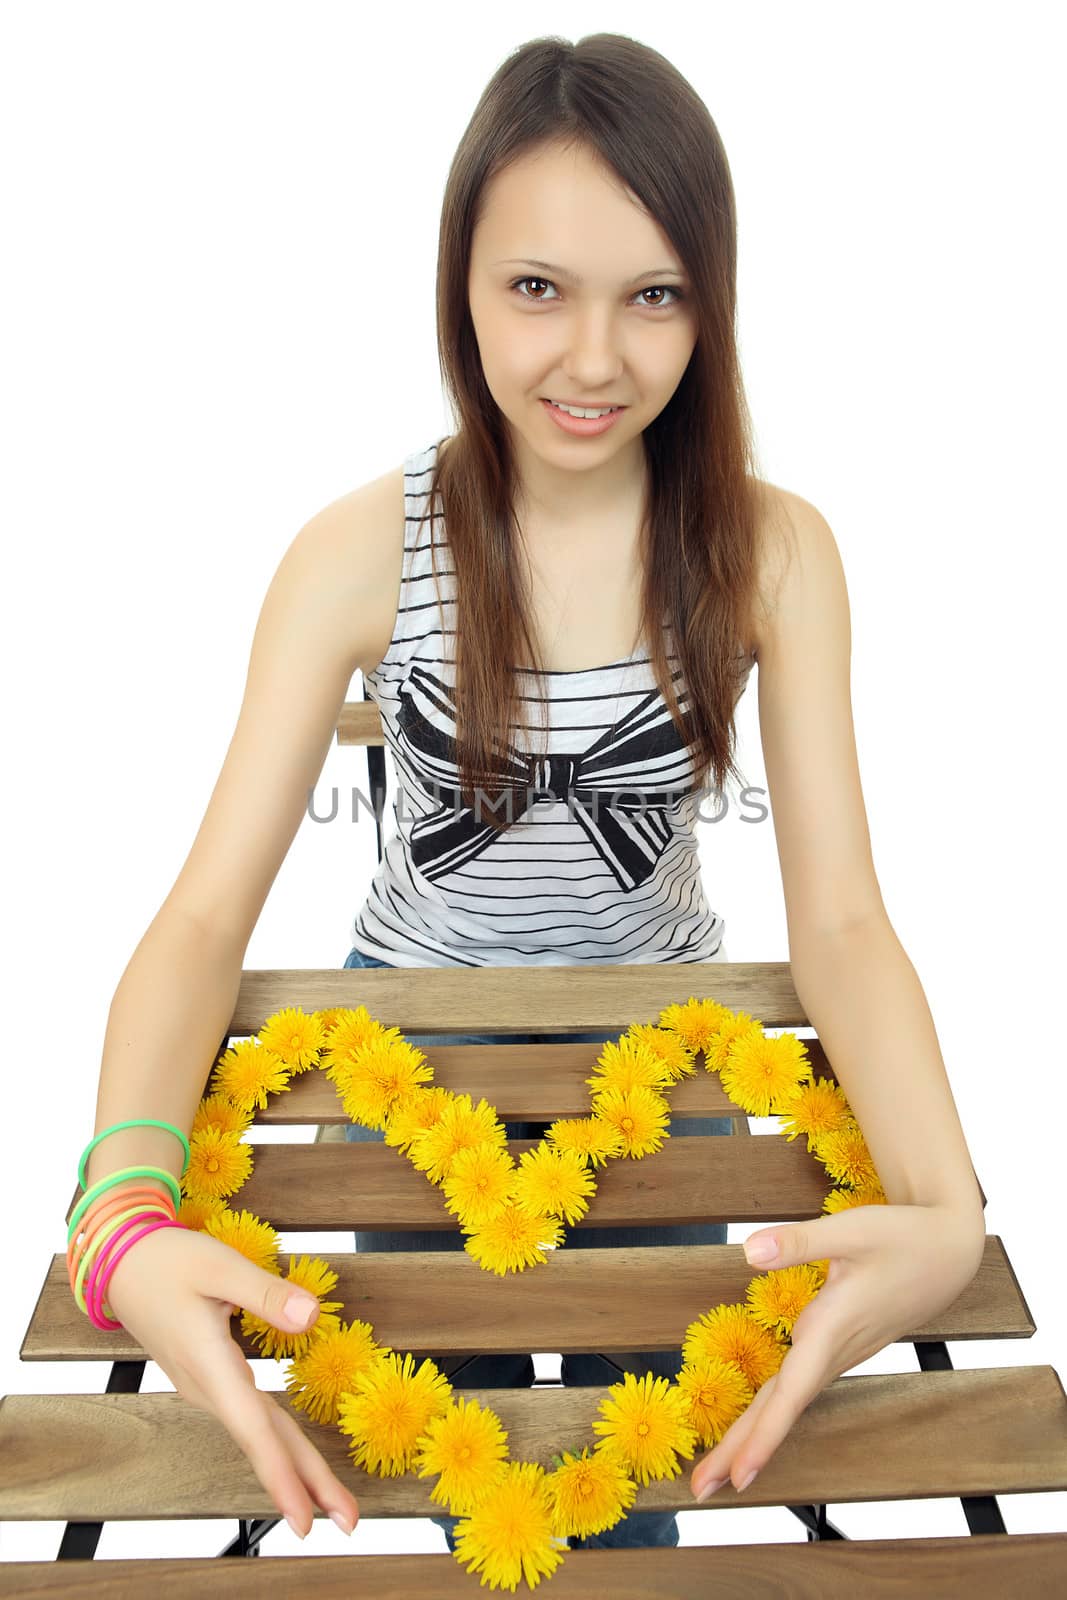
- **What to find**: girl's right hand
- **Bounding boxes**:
[103,1218,361,1539]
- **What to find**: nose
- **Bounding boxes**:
[559,306,626,383]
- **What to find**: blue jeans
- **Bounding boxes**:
[340,944,733,1549]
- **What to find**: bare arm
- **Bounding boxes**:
[753,490,984,1231]
[85,470,400,1197]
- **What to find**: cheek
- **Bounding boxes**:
[488,326,545,386]
[642,331,697,389]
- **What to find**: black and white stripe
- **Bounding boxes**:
[349,439,753,967]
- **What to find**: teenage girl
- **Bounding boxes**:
[88,33,986,1554]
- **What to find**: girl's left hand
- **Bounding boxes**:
[689,1201,986,1500]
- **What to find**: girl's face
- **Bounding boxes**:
[468,140,697,492]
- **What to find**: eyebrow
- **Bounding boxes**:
[493,257,685,286]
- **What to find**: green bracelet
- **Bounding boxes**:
[68,1165,183,1244]
[79,1118,191,1191]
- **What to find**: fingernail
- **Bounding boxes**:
[285,1294,317,1328]
[735,1468,758,1493]
[330,1510,354,1536]
[694,1474,726,1502]
[744,1236,778,1265]
[285,1514,306,1539]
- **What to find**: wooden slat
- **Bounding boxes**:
[2,1366,1065,1523]
[336,698,386,746]
[22,1237,1031,1364]
[59,1127,985,1240]
[229,963,810,1034]
[56,1134,877,1239]
[249,1036,835,1123]
[4,1537,1067,1598]
[9,1535,1067,1598]
[164,1132,833,1230]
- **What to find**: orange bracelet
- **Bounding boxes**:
[68,1184,178,1286]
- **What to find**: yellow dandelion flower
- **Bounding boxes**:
[258,1005,326,1075]
[202,1206,280,1270]
[720,1029,813,1118]
[673,1355,755,1448]
[240,1254,345,1358]
[591,1370,698,1485]
[681,1302,787,1390]
[312,1005,350,1035]
[383,1085,455,1155]
[657,997,734,1055]
[284,1251,340,1301]
[323,1004,397,1061]
[703,1011,764,1075]
[814,1120,882,1189]
[823,1181,887,1214]
[441,1142,517,1229]
[452,1460,566,1593]
[464,1200,564,1275]
[590,1084,670,1159]
[545,1116,625,1169]
[626,1022,698,1082]
[338,1351,453,1477]
[586,1036,676,1099]
[414,1395,510,1513]
[744,1262,825,1339]
[176,1193,229,1232]
[544,1444,637,1539]
[409,1093,508,1185]
[773,1075,852,1146]
[190,1093,254,1140]
[181,1126,254,1201]
[511,1145,596,1226]
[210,1037,291,1111]
[338,1037,436,1131]
[285,1317,393,1426]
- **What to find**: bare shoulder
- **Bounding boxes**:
[296,459,407,678]
[747,479,840,661]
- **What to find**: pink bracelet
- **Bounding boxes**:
[73,1202,175,1319]
[69,1189,176,1293]
[87,1216,187,1331]
[87,1214,185,1331]
[85,1210,174,1329]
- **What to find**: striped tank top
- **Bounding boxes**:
[350,437,755,968]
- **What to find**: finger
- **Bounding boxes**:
[187,1294,355,1532]
[184,1309,322,1532]
[263,1392,361,1534]
[743,1202,887,1271]
[720,1325,838,1491]
[690,1288,842,1496]
[691,1370,781,1495]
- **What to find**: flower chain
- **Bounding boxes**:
[156,995,885,1588]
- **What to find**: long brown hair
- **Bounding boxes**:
[424,32,770,829]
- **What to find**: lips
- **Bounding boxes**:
[541,397,626,436]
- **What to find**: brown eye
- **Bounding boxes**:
[510,277,557,302]
[638,286,685,309]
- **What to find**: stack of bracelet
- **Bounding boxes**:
[68,1117,192,1331]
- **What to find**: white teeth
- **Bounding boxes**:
[548,400,619,419]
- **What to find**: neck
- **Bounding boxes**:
[511,429,649,531]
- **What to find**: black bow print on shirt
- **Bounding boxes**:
[393,664,698,892]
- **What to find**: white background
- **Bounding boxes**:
[2,0,1064,1565]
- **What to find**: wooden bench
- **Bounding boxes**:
[5,698,1064,1587]
[4,960,1067,1593]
